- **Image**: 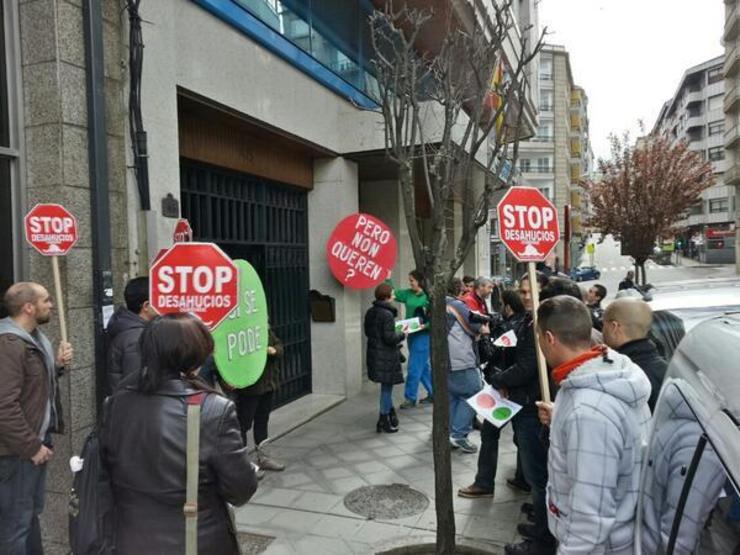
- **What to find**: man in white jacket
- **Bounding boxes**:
[535,296,651,554]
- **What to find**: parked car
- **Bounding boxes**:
[569,265,601,281]
[636,313,740,554]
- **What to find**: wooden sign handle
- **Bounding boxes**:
[51,256,68,344]
[528,262,551,404]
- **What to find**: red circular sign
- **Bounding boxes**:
[497,187,560,262]
[149,243,239,330]
[173,218,193,243]
[24,203,79,256]
[326,213,398,289]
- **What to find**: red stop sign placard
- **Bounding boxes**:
[150,243,238,330]
[497,187,560,262]
[326,213,397,289]
[24,203,79,256]
[173,218,193,243]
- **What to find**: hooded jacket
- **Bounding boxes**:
[445,297,482,371]
[547,349,651,554]
[0,317,64,458]
[107,306,146,393]
[640,386,726,554]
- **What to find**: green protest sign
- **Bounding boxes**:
[212,259,269,388]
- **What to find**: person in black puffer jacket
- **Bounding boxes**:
[364,283,406,433]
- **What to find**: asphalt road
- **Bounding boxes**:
[575,235,736,302]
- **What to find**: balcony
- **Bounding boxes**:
[570,190,582,209]
[522,166,553,175]
[570,164,582,182]
[725,3,739,41]
[570,138,582,157]
[726,43,740,78]
[683,90,703,108]
[725,125,740,149]
[686,115,704,130]
[724,82,740,113]
[725,164,740,185]
[570,114,582,131]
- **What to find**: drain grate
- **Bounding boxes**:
[236,531,275,554]
[344,484,429,520]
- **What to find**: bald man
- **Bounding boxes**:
[602,298,667,411]
[0,282,73,553]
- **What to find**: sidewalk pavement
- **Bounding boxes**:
[234,386,530,554]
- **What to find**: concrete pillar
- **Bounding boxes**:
[309,158,363,397]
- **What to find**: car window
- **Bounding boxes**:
[640,383,740,554]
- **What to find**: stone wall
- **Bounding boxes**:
[18,0,128,551]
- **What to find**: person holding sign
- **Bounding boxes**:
[0,282,73,554]
[390,270,433,408]
[534,296,650,555]
[364,283,407,433]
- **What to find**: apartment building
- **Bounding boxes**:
[654,55,735,264]
[1,1,537,549]
[725,0,740,271]
[491,44,592,276]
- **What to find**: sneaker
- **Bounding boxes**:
[419,396,434,405]
[399,399,417,409]
[258,453,286,472]
[457,484,494,498]
[504,538,556,555]
[449,437,478,454]
[252,462,265,481]
[507,477,532,493]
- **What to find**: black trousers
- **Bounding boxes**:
[235,391,273,449]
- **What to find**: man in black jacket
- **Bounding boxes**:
[491,273,556,555]
[602,298,668,412]
[106,277,155,393]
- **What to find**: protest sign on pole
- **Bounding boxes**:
[211,260,269,388]
[173,219,193,243]
[149,243,238,330]
[326,213,397,289]
[24,203,79,344]
[497,187,560,403]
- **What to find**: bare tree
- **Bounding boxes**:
[369,2,544,551]
[584,133,714,285]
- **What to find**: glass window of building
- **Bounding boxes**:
[539,58,552,81]
[708,121,724,136]
[520,158,531,172]
[708,146,725,161]
[708,94,723,112]
[540,90,553,111]
[707,66,723,85]
[709,198,729,213]
[536,157,551,172]
[535,121,553,141]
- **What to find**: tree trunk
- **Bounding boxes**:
[429,276,455,554]
[640,262,647,286]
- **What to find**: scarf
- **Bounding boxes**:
[552,345,611,385]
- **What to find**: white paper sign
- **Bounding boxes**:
[395,317,423,334]
[494,329,517,348]
[466,384,522,428]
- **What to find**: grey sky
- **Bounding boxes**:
[539,0,724,162]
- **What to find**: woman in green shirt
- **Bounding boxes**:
[394,270,433,408]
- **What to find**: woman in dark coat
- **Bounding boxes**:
[364,283,406,433]
[100,313,257,555]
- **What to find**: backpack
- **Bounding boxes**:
[68,429,115,554]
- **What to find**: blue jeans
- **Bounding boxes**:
[379,383,394,415]
[404,332,433,402]
[513,411,553,542]
[0,455,47,555]
[447,368,482,439]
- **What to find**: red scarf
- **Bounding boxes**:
[552,345,609,385]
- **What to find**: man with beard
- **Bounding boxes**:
[0,282,73,553]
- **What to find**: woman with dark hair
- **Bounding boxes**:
[364,283,406,433]
[392,270,433,408]
[100,313,257,555]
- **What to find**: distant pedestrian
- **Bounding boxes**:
[446,281,486,454]
[618,270,636,291]
[106,276,156,393]
[392,270,433,408]
[364,283,406,434]
[535,296,651,554]
[233,326,286,471]
[463,276,494,317]
[585,284,607,331]
[101,313,257,555]
[602,298,668,412]
[0,282,73,554]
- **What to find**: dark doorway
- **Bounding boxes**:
[180,159,312,407]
